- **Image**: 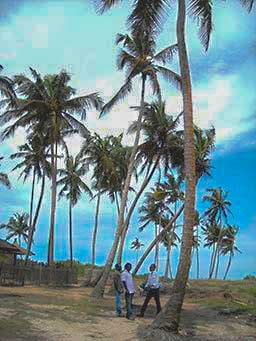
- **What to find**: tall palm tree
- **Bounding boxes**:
[57,153,92,267]
[0,67,103,265]
[130,237,144,265]
[203,187,232,278]
[80,132,129,283]
[117,100,183,264]
[220,225,241,280]
[91,30,181,298]
[0,212,29,246]
[0,156,11,188]
[10,133,52,263]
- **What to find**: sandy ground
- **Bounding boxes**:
[0,285,256,340]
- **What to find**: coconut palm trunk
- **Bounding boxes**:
[152,0,196,332]
[28,168,36,241]
[223,253,232,280]
[91,75,146,298]
[86,193,101,284]
[48,134,58,265]
[164,243,172,281]
[133,205,184,275]
[117,156,161,264]
[25,172,46,265]
[69,198,73,267]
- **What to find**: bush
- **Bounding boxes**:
[243,274,256,280]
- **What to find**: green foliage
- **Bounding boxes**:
[243,274,256,281]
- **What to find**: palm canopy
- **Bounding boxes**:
[175,125,215,181]
[0,156,11,188]
[220,225,241,257]
[0,65,16,100]
[100,31,180,116]
[130,237,144,250]
[81,133,133,201]
[57,154,92,206]
[0,68,103,141]
[95,0,254,51]
[10,134,52,182]
[203,187,232,225]
[0,212,29,245]
[128,100,183,175]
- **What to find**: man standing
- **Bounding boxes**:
[113,263,123,317]
[121,262,136,320]
[137,263,161,317]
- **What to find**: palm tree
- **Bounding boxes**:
[0,156,11,188]
[220,225,241,280]
[0,212,29,246]
[80,133,129,283]
[203,187,232,278]
[91,30,181,297]
[0,67,103,265]
[57,153,92,267]
[130,237,144,265]
[10,133,52,264]
[117,100,183,264]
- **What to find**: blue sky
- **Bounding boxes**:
[0,0,255,279]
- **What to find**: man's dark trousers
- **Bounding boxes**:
[140,288,161,316]
[125,292,134,318]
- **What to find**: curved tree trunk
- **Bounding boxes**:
[152,0,196,332]
[25,173,45,265]
[133,205,184,275]
[116,156,160,265]
[28,168,36,242]
[69,198,73,268]
[214,249,220,279]
[91,75,146,298]
[208,244,215,278]
[223,253,232,280]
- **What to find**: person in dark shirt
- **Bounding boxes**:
[113,263,123,317]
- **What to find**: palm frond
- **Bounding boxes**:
[94,0,123,14]
[157,66,181,90]
[100,79,132,117]
[154,44,178,64]
[188,0,213,51]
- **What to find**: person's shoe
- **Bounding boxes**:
[126,315,135,320]
[116,312,124,317]
[136,313,144,317]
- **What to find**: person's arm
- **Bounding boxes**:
[121,272,129,293]
[144,274,150,288]
[117,275,123,293]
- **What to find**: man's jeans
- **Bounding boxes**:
[125,292,134,318]
[115,291,122,315]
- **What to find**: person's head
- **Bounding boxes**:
[115,263,122,272]
[149,263,156,272]
[124,262,132,272]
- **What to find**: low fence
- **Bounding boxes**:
[0,262,78,287]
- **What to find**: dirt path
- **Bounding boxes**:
[0,286,255,340]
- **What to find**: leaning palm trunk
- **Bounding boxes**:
[133,205,184,275]
[91,75,146,298]
[25,173,46,265]
[28,168,36,243]
[152,0,196,333]
[117,155,161,264]
[154,224,160,268]
[223,253,232,280]
[69,198,73,267]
